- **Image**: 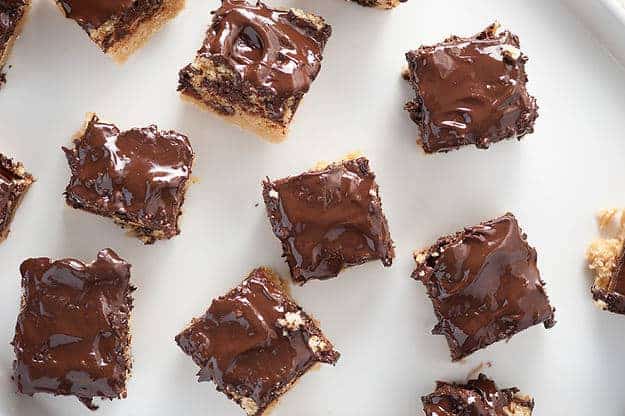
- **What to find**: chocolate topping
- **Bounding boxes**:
[56,0,163,51]
[63,114,194,243]
[592,242,625,314]
[57,0,135,29]
[199,0,330,97]
[413,213,555,361]
[422,373,534,416]
[12,249,134,410]
[405,23,538,153]
[0,154,33,241]
[263,157,394,284]
[175,268,339,415]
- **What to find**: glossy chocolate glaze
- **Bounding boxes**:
[63,115,194,243]
[413,213,555,361]
[0,0,28,57]
[593,243,625,314]
[405,23,538,153]
[198,0,330,98]
[422,374,534,416]
[263,157,394,284]
[175,268,339,415]
[56,0,162,50]
[12,249,133,410]
[0,154,32,240]
[57,0,135,29]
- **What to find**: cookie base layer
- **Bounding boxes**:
[180,91,288,143]
[106,0,185,63]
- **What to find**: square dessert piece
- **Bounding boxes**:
[178,0,332,142]
[586,209,625,314]
[412,213,555,361]
[350,0,405,9]
[0,153,33,242]
[404,23,538,153]
[63,114,195,244]
[53,0,184,63]
[175,267,340,416]
[12,249,134,410]
[422,373,534,416]
[0,0,30,85]
[262,156,394,284]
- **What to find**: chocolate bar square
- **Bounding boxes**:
[412,213,555,361]
[351,0,405,8]
[175,267,339,416]
[0,0,30,85]
[12,249,134,409]
[63,114,194,244]
[422,374,534,416]
[178,0,332,142]
[262,156,394,284]
[54,0,184,62]
[404,23,538,153]
[0,153,33,242]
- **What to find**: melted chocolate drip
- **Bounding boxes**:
[413,213,555,361]
[405,23,538,153]
[200,0,329,97]
[63,115,194,243]
[176,268,339,415]
[12,249,134,409]
[263,157,394,284]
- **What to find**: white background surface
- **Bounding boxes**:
[1,0,625,415]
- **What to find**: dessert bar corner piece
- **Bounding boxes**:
[586,209,625,314]
[0,0,31,85]
[412,213,555,361]
[175,267,339,416]
[12,249,134,410]
[422,373,534,416]
[0,153,33,242]
[262,156,394,284]
[54,0,185,63]
[404,23,538,153]
[63,114,194,244]
[178,0,332,142]
[351,0,406,9]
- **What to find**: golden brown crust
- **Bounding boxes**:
[107,0,185,63]
[180,92,288,143]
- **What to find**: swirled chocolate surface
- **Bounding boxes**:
[63,114,194,244]
[263,157,394,284]
[12,249,133,410]
[413,213,555,361]
[175,268,339,416]
[405,23,538,153]
[199,0,330,97]
[422,374,534,416]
